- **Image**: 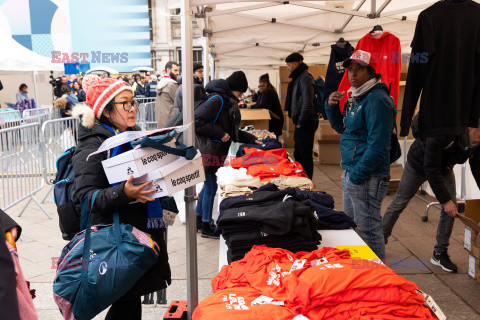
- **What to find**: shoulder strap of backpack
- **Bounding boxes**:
[205,94,224,125]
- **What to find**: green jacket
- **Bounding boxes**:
[325,83,396,184]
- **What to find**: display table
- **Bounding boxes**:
[218,229,378,270]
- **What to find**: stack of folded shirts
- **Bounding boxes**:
[194,246,441,320]
[217,189,322,263]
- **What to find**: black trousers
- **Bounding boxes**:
[294,118,319,179]
[105,297,141,320]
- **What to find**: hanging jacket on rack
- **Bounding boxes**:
[337,32,401,112]
[400,0,480,138]
[324,42,354,106]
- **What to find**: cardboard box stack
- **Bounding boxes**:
[461,200,480,283]
[280,65,328,149]
[316,120,341,165]
[101,138,205,198]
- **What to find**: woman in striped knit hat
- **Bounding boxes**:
[71,75,171,320]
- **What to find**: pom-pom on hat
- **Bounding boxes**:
[82,74,133,119]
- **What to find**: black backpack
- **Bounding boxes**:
[306,74,325,119]
[53,146,80,240]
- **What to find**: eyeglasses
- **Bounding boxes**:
[113,101,137,111]
[258,85,266,88]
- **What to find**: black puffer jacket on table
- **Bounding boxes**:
[71,118,171,297]
[195,79,257,174]
[251,88,284,137]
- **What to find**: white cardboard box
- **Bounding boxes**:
[102,139,179,184]
[133,154,205,198]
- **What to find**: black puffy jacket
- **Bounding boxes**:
[72,123,147,227]
[195,79,256,174]
[284,63,316,126]
[407,131,480,204]
[71,119,171,296]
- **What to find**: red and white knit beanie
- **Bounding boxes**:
[82,74,133,119]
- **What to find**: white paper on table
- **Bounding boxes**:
[87,123,191,160]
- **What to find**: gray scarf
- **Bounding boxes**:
[347,77,381,105]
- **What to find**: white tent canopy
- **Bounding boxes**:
[178,0,466,70]
[0,28,63,72]
[0,27,63,104]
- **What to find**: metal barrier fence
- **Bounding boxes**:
[136,102,157,131]
[0,109,22,129]
[22,106,52,126]
[135,97,156,105]
[0,123,50,217]
[40,117,79,203]
[0,111,164,217]
[40,105,61,120]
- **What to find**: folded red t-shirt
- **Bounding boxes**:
[230,148,288,169]
[192,287,296,320]
[247,159,308,180]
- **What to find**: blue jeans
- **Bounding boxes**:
[342,171,389,259]
[196,173,218,223]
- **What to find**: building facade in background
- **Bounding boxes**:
[0,0,152,73]
[149,0,204,73]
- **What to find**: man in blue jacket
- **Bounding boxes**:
[325,50,396,259]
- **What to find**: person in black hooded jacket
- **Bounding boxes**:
[248,73,284,138]
[383,118,480,273]
[71,75,170,320]
[194,71,260,238]
[284,52,319,179]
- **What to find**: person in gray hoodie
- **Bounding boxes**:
[155,61,180,128]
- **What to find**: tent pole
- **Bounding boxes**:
[371,0,376,17]
[336,0,367,33]
[181,0,198,319]
[376,0,392,16]
[32,71,39,104]
[203,24,210,85]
